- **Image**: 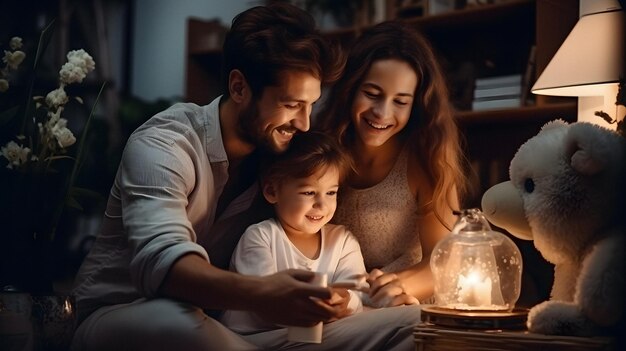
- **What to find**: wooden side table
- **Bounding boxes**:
[414,323,615,351]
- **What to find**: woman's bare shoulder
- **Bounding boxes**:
[406,150,434,206]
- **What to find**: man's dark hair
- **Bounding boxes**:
[221,3,343,98]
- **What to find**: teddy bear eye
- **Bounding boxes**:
[524,178,535,193]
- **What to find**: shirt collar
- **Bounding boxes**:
[205,95,227,163]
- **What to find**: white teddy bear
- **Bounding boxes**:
[481,119,625,337]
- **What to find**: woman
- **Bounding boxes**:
[315,20,471,308]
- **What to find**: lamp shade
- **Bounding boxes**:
[532,1,624,97]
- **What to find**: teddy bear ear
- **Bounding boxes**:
[540,118,569,132]
[564,123,607,176]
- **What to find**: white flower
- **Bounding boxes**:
[9,37,23,50]
[1,140,30,169]
[2,40,95,172]
[67,49,95,73]
[47,106,63,124]
[50,118,76,148]
[45,86,68,109]
[59,62,87,85]
[2,50,26,70]
[59,49,95,85]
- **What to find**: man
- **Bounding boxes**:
[71,4,421,350]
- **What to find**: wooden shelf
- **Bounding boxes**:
[402,0,534,31]
[187,17,226,55]
[457,102,577,124]
[185,18,226,105]
[189,47,221,56]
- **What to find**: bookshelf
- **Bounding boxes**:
[184,0,579,207]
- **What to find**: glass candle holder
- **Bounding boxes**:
[431,208,522,311]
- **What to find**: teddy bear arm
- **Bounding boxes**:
[527,300,598,336]
[576,233,625,326]
[551,262,580,301]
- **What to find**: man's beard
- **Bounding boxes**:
[237,100,289,154]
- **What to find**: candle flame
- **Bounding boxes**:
[457,270,492,307]
[63,298,73,314]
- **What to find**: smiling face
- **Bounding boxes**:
[263,166,340,237]
[238,70,321,153]
[351,59,418,148]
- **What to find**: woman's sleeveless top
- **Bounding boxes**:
[333,147,422,272]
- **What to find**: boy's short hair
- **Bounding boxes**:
[260,131,353,186]
[221,3,344,98]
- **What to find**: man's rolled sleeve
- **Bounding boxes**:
[120,127,209,297]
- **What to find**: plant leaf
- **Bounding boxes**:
[594,110,614,124]
[21,19,56,134]
[48,81,106,241]
[33,20,57,73]
[65,195,83,211]
[46,155,75,162]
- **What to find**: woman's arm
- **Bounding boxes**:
[401,172,459,296]
[368,206,455,305]
[368,158,459,306]
[397,208,454,301]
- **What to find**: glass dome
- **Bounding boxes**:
[431,208,523,311]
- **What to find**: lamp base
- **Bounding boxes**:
[420,306,529,330]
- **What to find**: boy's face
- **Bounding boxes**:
[238,70,321,153]
[263,166,340,237]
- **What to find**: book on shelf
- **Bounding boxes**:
[472,96,522,111]
[472,73,523,111]
[475,74,522,88]
[428,0,457,15]
[471,43,537,109]
[520,45,537,106]
[474,84,522,99]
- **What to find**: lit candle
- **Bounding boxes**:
[63,298,73,315]
[457,271,492,307]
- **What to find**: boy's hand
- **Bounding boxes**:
[323,288,352,322]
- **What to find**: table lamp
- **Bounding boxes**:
[531,0,624,129]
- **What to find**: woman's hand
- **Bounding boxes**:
[367,269,419,308]
[323,287,353,322]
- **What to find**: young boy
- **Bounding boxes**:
[221,131,367,335]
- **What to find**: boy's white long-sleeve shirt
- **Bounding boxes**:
[221,218,366,334]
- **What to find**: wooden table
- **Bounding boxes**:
[414,323,615,351]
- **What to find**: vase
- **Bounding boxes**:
[0,290,75,351]
[0,291,32,350]
[1,168,64,294]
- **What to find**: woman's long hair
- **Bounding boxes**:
[315,20,470,223]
